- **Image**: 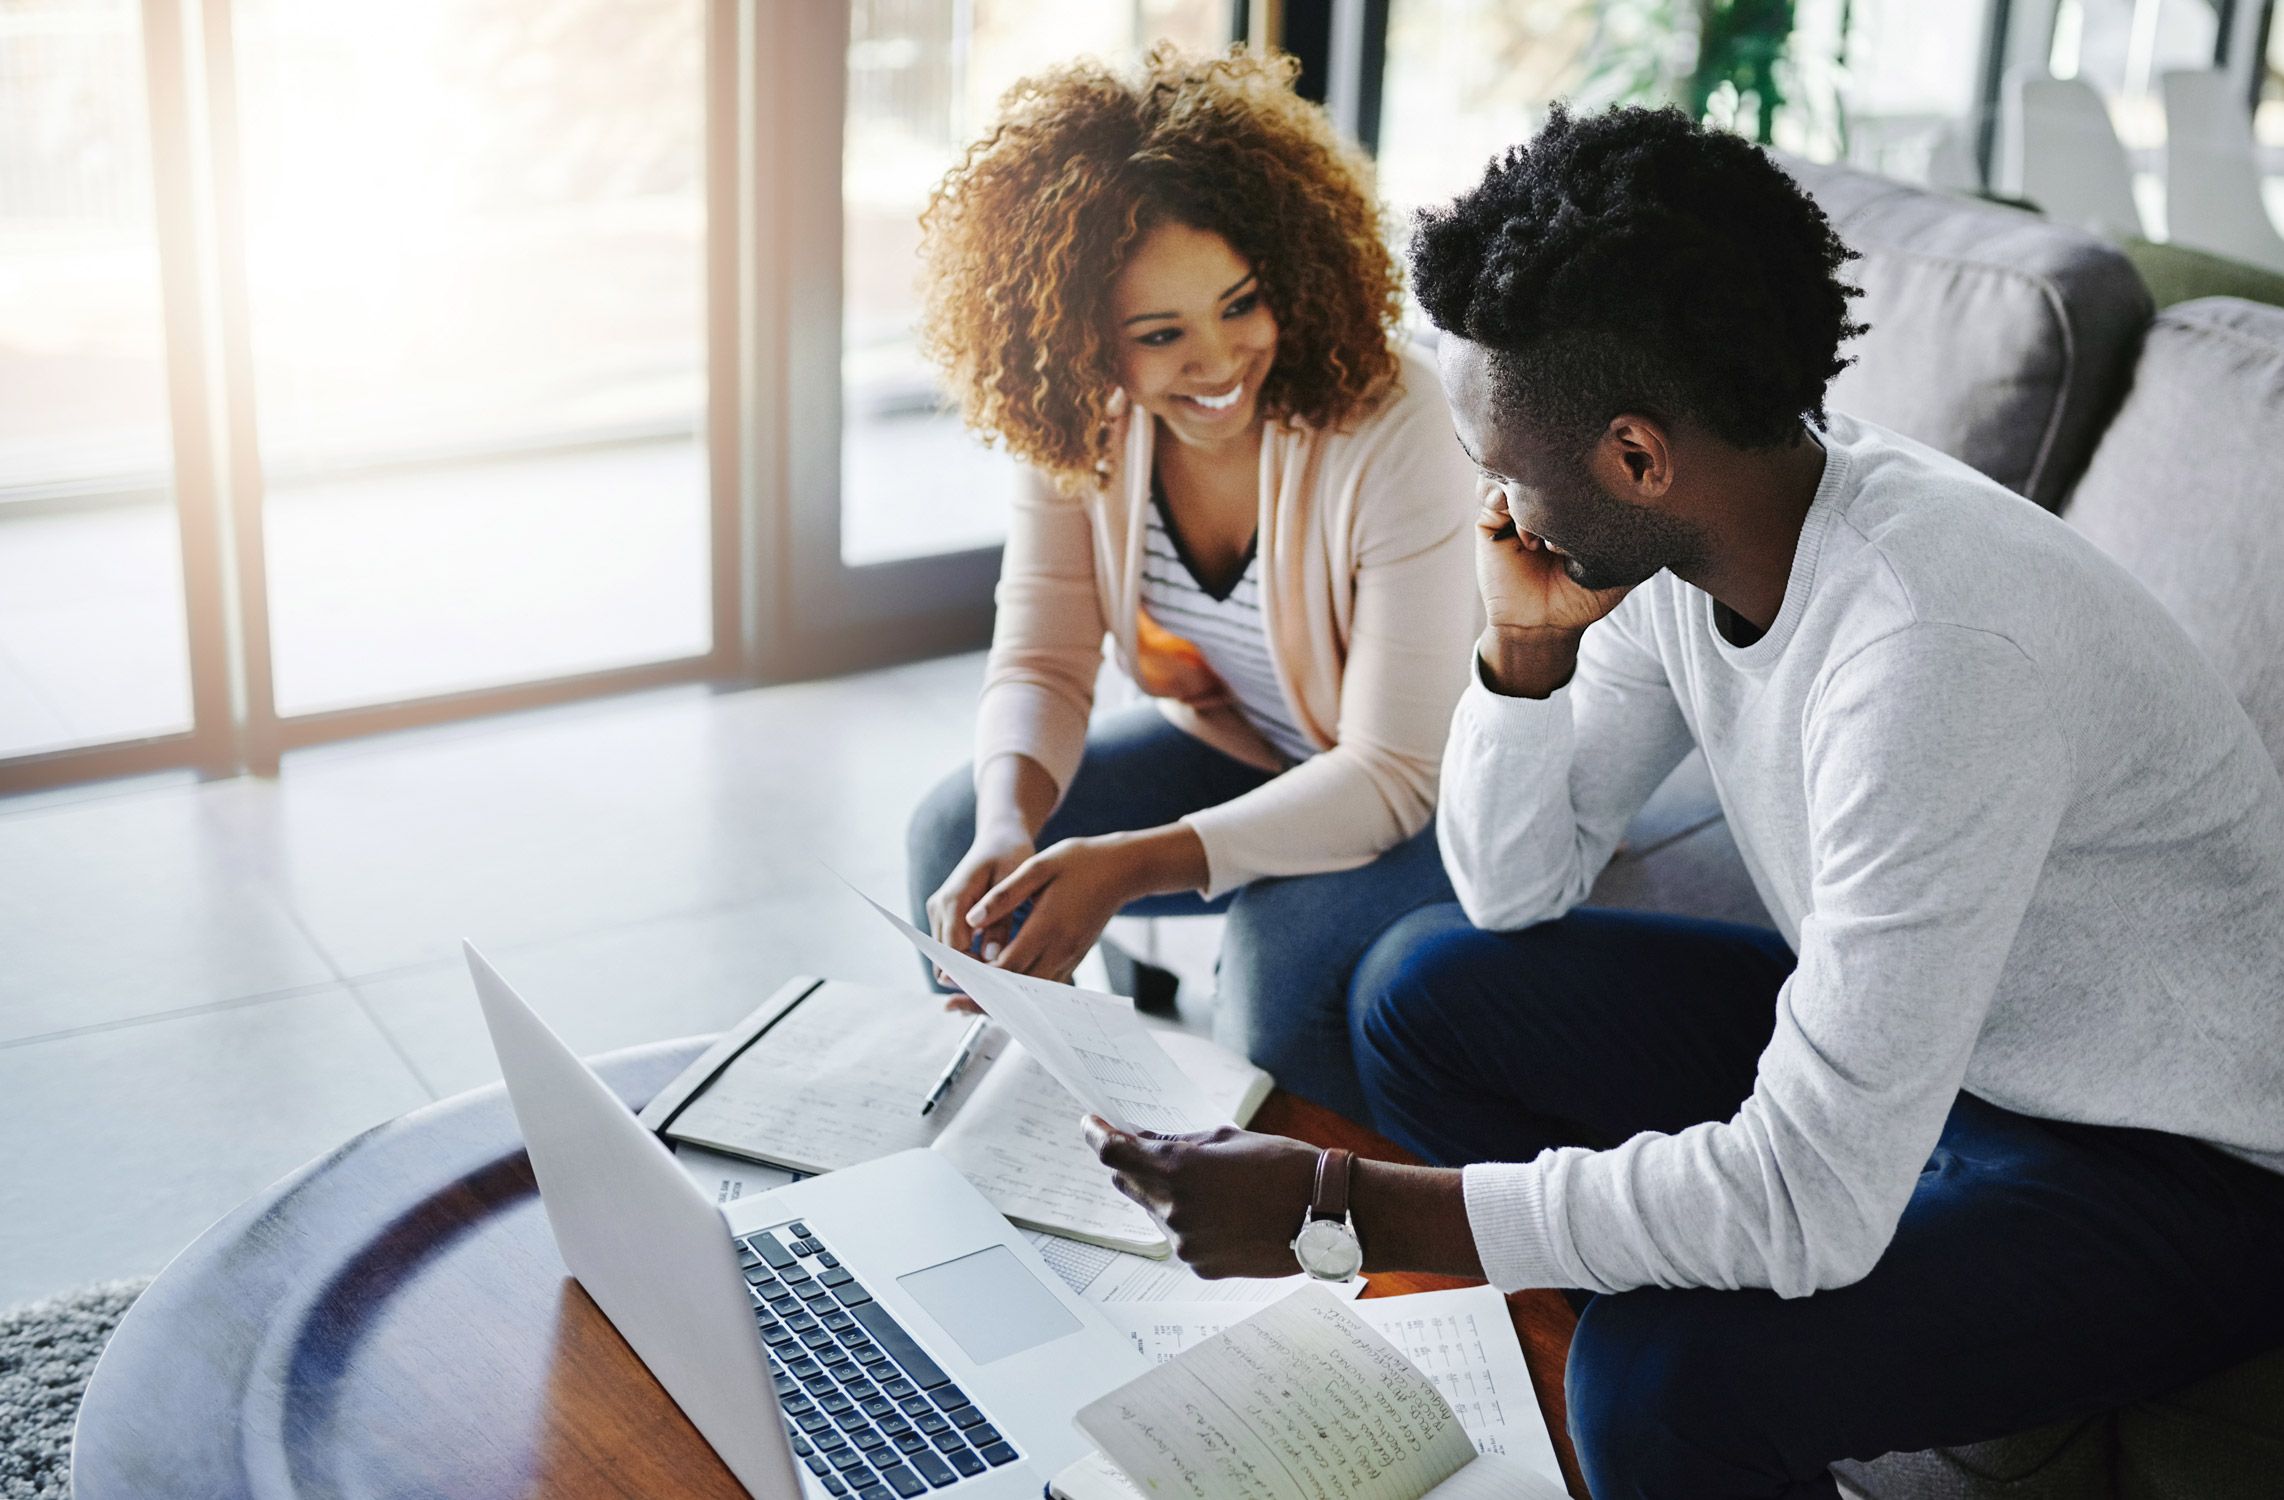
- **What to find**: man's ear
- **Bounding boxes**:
[1595,414,1674,500]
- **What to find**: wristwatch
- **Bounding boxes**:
[1289,1147,1364,1281]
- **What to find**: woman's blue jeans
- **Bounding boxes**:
[906,705,1454,1119]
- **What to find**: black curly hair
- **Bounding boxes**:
[1410,104,1865,454]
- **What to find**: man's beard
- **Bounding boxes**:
[1542,458,1708,592]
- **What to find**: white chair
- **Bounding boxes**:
[2005,71,2147,241]
[2160,68,2284,275]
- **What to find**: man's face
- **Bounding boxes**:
[1435,334,1703,593]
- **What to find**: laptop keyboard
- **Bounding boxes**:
[740,1222,1020,1496]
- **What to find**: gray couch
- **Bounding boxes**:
[1589,157,2284,1500]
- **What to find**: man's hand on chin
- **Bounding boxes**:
[1082,1117,1319,1279]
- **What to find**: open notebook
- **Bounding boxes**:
[1050,1289,1568,1500]
[638,978,1272,1255]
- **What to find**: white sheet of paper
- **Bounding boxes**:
[662,982,997,1173]
[1022,1228,1364,1303]
[939,1031,1275,1253]
[672,1142,803,1207]
[1096,1286,1564,1491]
[852,886,1223,1134]
[1078,1288,1480,1500]
[939,1048,1166,1250]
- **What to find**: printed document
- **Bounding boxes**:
[853,887,1223,1134]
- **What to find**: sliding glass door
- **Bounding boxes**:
[230,0,715,719]
[0,0,1248,791]
[0,0,198,766]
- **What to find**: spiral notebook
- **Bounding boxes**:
[638,977,1273,1255]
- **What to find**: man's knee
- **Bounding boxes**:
[1568,1291,1813,1499]
[1349,904,1507,1088]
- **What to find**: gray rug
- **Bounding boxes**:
[1,1279,149,1500]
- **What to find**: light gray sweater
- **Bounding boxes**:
[1446,412,2284,1299]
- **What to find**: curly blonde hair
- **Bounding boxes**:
[917,45,1403,492]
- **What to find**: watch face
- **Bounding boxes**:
[1293,1217,1363,1281]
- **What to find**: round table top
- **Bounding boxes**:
[73,1036,1583,1499]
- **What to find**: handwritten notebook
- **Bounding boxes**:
[1092,1286,1563,1486]
[638,979,1273,1255]
[1049,1288,1568,1500]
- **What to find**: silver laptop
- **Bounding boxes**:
[464,942,1146,1498]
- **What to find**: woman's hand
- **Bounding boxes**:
[927,828,1036,987]
[1134,611,1232,710]
[964,836,1149,984]
[966,827,1206,984]
[1083,1118,1320,1278]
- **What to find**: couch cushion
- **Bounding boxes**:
[2116,1343,2284,1499]
[2063,297,2284,764]
[1836,1417,2115,1499]
[1777,157,2151,511]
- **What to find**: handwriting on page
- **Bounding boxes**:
[1101,1288,1564,1488]
[1078,1288,1477,1500]
[851,886,1221,1134]
[936,1047,1164,1248]
[666,986,989,1170]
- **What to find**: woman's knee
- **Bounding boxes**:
[1214,888,1364,1114]
[906,763,978,901]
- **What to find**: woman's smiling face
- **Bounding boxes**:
[1111,220,1280,455]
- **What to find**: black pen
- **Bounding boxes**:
[919,1016,991,1116]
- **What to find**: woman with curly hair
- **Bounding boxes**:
[903,45,1479,1116]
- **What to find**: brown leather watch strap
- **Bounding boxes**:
[1311,1147,1355,1222]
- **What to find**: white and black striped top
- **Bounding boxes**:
[1137,483,1319,765]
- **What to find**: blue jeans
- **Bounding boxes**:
[906,705,1454,1118]
[1351,903,2284,1500]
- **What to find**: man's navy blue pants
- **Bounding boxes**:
[1349,903,2284,1499]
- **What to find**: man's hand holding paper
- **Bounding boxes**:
[1082,1117,1322,1279]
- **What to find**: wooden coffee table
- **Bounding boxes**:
[73,1036,1585,1498]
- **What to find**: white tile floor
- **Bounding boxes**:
[0,651,1004,1307]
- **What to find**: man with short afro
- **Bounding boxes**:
[1087,104,2284,1499]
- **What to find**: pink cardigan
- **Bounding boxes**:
[972,343,1482,898]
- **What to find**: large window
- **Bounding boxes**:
[1822,0,1999,187]
[1374,0,1591,221]
[233,0,712,713]
[0,0,1244,791]
[0,0,192,759]
[2050,0,2222,227]
[2,0,724,784]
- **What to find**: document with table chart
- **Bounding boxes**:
[853,887,1225,1135]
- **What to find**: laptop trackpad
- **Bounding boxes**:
[897,1245,1082,1366]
